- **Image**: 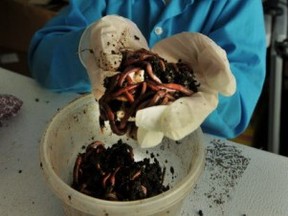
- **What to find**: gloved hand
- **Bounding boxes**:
[79,15,148,100]
[79,15,236,148]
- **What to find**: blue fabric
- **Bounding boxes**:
[28,0,266,139]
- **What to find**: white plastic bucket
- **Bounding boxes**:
[40,94,205,216]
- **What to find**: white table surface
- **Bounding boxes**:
[1,67,288,216]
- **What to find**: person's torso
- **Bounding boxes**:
[81,0,229,47]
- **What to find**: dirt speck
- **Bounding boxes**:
[134,35,140,40]
[170,166,174,175]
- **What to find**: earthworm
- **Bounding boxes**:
[99,48,199,136]
[118,67,142,86]
[72,140,169,201]
[73,154,83,185]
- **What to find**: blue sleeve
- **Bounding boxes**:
[28,0,105,93]
[201,0,266,138]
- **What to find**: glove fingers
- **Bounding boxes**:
[90,15,148,71]
[161,92,218,140]
[87,15,149,100]
[198,47,236,96]
[135,105,167,130]
[152,32,236,96]
[137,127,164,148]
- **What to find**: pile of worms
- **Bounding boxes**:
[98,48,200,136]
[72,139,169,201]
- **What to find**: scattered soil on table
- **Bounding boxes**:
[201,139,251,207]
[72,139,169,201]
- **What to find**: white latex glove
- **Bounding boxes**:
[79,15,148,100]
[79,15,236,148]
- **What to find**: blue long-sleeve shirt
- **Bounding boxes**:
[28,0,266,139]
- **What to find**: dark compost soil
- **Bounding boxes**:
[72,139,169,201]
